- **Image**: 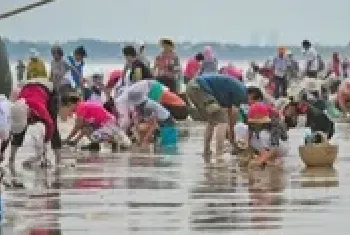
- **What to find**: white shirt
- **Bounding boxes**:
[115,80,154,105]
[0,95,10,139]
[234,123,249,142]
[250,130,272,151]
[138,99,170,121]
[304,47,319,72]
[273,56,288,77]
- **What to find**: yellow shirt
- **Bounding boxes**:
[27,59,48,80]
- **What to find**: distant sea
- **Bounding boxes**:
[4,38,348,62]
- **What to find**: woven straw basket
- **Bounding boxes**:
[299,144,338,167]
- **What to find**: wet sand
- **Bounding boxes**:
[1,122,350,235]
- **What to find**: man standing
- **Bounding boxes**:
[154,38,181,93]
[0,37,12,97]
[50,45,70,97]
[63,46,87,97]
[16,60,26,83]
[138,43,151,69]
[121,45,152,87]
[272,47,288,98]
[286,51,299,80]
[301,40,319,78]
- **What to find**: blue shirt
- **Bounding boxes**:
[67,55,84,87]
[196,74,247,108]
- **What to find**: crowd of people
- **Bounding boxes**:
[0,38,349,182]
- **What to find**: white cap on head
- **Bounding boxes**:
[29,48,39,58]
[11,99,29,134]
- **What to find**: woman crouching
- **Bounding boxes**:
[60,94,131,151]
[1,80,61,167]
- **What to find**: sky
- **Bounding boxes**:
[0,0,349,45]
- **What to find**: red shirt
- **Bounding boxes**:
[184,58,200,79]
[220,66,243,80]
[155,51,179,78]
[329,59,341,77]
[75,101,114,127]
[105,69,124,89]
[18,85,54,142]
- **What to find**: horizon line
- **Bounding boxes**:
[2,37,346,48]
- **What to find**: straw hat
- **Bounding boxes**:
[159,38,174,47]
[248,102,271,124]
[11,99,29,134]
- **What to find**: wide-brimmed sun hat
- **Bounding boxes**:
[159,38,174,47]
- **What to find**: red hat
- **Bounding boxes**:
[106,69,123,88]
[248,102,271,124]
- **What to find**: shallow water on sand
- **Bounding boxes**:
[1,122,350,235]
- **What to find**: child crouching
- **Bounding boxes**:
[247,102,287,167]
[60,94,131,152]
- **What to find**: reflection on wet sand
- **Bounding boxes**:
[1,123,350,234]
[247,165,284,230]
[300,168,339,188]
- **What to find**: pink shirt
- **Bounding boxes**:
[220,65,243,80]
[337,80,350,109]
[184,58,200,79]
[75,101,114,127]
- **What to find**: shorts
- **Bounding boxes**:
[186,79,227,123]
[163,104,188,120]
[90,121,131,147]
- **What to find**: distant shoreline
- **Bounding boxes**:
[4,38,347,61]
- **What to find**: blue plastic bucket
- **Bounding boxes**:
[159,126,178,146]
